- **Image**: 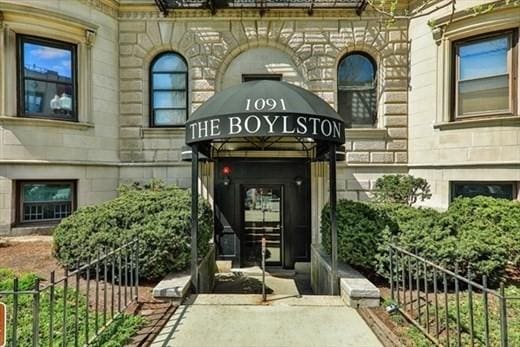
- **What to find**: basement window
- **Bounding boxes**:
[17,181,76,224]
[450,181,516,201]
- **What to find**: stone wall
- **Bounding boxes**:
[0,0,120,233]
[118,11,409,191]
[408,1,520,208]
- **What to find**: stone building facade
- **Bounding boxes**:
[0,0,518,235]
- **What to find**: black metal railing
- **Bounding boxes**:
[388,245,520,347]
[155,0,365,14]
[161,0,363,8]
[0,239,139,347]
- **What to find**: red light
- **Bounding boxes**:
[222,166,232,175]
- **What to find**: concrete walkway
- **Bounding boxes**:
[152,294,383,347]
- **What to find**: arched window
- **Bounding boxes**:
[150,52,188,127]
[337,52,377,128]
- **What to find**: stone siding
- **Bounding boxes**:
[118,14,409,175]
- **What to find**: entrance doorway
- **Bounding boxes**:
[214,159,310,269]
[242,185,283,266]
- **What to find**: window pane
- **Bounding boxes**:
[452,183,514,200]
[458,74,509,115]
[24,80,74,117]
[153,73,186,90]
[338,53,377,128]
[152,54,187,72]
[153,91,186,108]
[154,109,186,125]
[459,36,508,81]
[338,90,377,127]
[23,42,72,79]
[23,183,72,202]
[338,54,375,87]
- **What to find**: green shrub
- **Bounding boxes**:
[441,196,520,267]
[54,183,213,281]
[322,197,519,285]
[373,174,432,206]
[321,200,398,271]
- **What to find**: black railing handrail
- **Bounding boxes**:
[388,243,513,347]
[0,237,140,347]
[389,244,501,297]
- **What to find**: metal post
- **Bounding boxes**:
[262,236,266,302]
[32,278,40,347]
[499,282,508,347]
[191,144,199,293]
[329,143,337,295]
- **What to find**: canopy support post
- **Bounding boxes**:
[329,143,338,295]
[191,144,199,293]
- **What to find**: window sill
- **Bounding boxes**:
[0,116,94,130]
[433,116,520,130]
[142,127,185,138]
[345,128,387,139]
[11,223,58,236]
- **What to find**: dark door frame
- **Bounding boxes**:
[240,183,284,267]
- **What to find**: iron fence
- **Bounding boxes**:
[388,244,520,347]
[0,238,139,347]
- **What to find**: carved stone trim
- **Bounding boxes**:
[78,0,119,18]
[85,29,97,48]
[118,6,364,19]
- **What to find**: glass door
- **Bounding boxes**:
[242,185,283,266]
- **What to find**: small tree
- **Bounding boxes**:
[373,174,431,206]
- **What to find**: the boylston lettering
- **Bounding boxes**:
[186,114,344,144]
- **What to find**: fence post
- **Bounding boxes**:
[74,262,80,347]
[467,265,474,347]
[389,246,394,301]
[12,277,18,346]
[482,275,490,347]
[32,277,40,347]
[63,267,69,347]
[499,282,508,347]
[135,238,139,302]
[49,271,55,347]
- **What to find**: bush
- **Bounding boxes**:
[373,174,432,206]
[441,196,520,267]
[321,200,398,271]
[54,182,213,281]
[321,197,520,285]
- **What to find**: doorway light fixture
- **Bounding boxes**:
[223,176,231,186]
[294,176,303,187]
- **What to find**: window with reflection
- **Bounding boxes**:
[150,52,188,127]
[451,182,516,201]
[18,36,76,120]
[338,52,377,128]
[17,181,76,224]
[454,31,516,119]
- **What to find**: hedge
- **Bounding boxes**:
[321,197,520,285]
[54,183,213,281]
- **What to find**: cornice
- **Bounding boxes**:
[117,5,378,20]
[430,0,520,43]
[78,0,120,19]
[0,1,99,31]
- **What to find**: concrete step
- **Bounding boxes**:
[184,294,345,307]
[229,266,296,277]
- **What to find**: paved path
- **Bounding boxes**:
[152,294,383,347]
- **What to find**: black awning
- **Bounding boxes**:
[185,80,345,151]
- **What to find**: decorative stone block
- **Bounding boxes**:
[347,152,369,163]
[370,152,394,163]
[353,140,386,151]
